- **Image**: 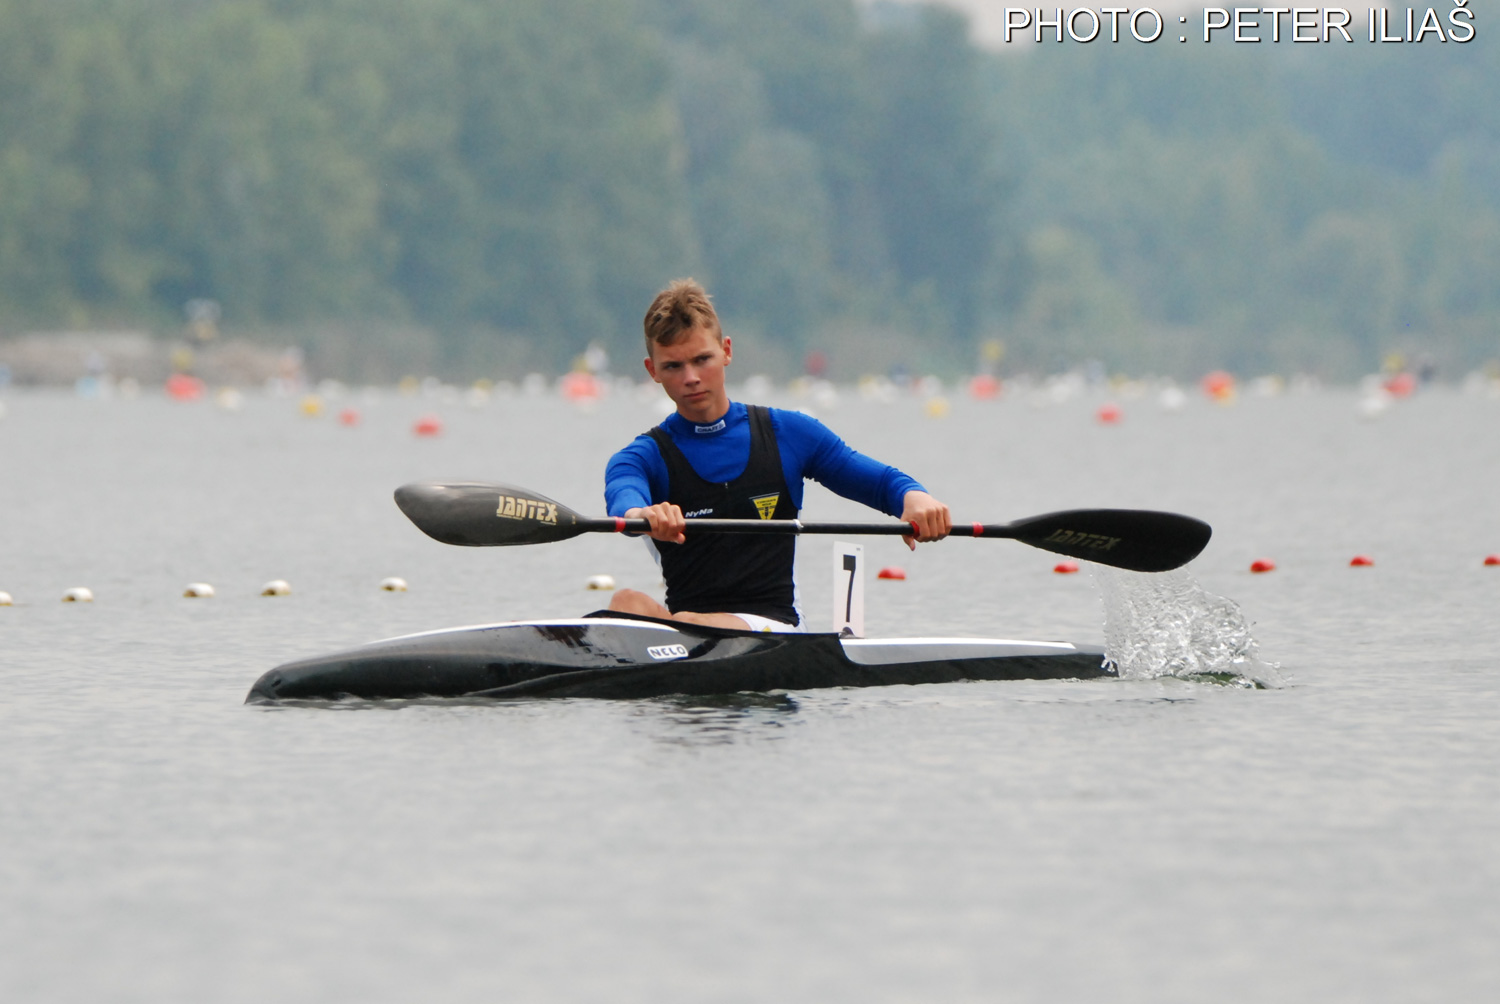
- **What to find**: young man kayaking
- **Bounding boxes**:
[604,278,951,632]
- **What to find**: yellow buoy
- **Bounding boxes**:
[380,577,408,592]
[183,582,215,598]
[63,587,94,603]
[586,574,616,591]
[299,394,324,417]
[923,396,951,418]
[0,591,13,606]
[260,579,291,597]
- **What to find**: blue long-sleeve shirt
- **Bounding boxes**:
[605,402,923,518]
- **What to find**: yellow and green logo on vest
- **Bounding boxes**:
[751,493,780,520]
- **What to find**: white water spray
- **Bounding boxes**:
[1093,568,1282,687]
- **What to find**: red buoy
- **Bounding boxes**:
[1201,370,1237,402]
[1250,559,1276,573]
[165,372,205,401]
[968,374,1001,400]
[338,407,361,426]
[876,567,906,580]
[1384,372,1416,398]
[1095,403,1122,424]
[1053,561,1080,574]
[559,371,601,401]
[1349,555,1374,567]
[1485,555,1500,567]
[413,414,443,437]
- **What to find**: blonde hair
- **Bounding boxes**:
[643,278,720,355]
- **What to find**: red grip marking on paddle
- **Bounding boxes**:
[614,517,626,532]
[909,521,920,537]
[972,522,984,536]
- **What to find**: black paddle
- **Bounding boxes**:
[394,481,1211,573]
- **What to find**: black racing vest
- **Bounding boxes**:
[647,405,800,624]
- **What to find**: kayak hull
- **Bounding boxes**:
[245,614,1112,703]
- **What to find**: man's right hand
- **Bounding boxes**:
[625,503,687,544]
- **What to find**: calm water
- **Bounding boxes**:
[2,381,1497,1003]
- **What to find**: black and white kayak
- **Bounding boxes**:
[245,612,1111,703]
[240,479,1211,703]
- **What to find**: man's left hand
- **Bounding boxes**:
[900,490,951,551]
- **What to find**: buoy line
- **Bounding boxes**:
[9,553,1498,610]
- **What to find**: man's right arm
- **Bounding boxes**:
[624,501,686,544]
[604,436,685,543]
[605,436,664,516]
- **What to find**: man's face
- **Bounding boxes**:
[644,325,733,422]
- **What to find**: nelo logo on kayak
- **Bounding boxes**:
[495,494,559,523]
[1043,528,1121,551]
[647,644,690,661]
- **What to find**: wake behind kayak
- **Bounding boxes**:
[246,612,1111,703]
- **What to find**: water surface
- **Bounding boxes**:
[2,383,1497,1002]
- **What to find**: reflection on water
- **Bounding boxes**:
[634,691,800,746]
[1094,568,1283,688]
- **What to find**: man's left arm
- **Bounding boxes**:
[898,489,951,549]
[782,411,951,548]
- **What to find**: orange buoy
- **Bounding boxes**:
[165,372,205,401]
[1250,559,1276,574]
[1095,403,1122,424]
[968,374,1001,400]
[338,407,361,426]
[1485,555,1500,567]
[413,414,443,437]
[1349,555,1374,567]
[560,371,601,401]
[876,567,906,580]
[1201,370,1237,403]
[1053,561,1080,574]
[1383,372,1416,398]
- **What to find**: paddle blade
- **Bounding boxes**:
[1002,508,1212,572]
[395,481,591,546]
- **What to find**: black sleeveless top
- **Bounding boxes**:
[647,405,800,624]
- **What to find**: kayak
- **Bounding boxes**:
[245,612,1112,703]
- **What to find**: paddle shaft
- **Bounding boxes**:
[579,517,1010,538]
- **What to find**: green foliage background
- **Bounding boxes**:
[0,0,1495,379]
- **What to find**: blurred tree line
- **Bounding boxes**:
[0,0,1495,379]
[991,38,1500,377]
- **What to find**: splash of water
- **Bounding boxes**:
[1093,568,1282,687]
